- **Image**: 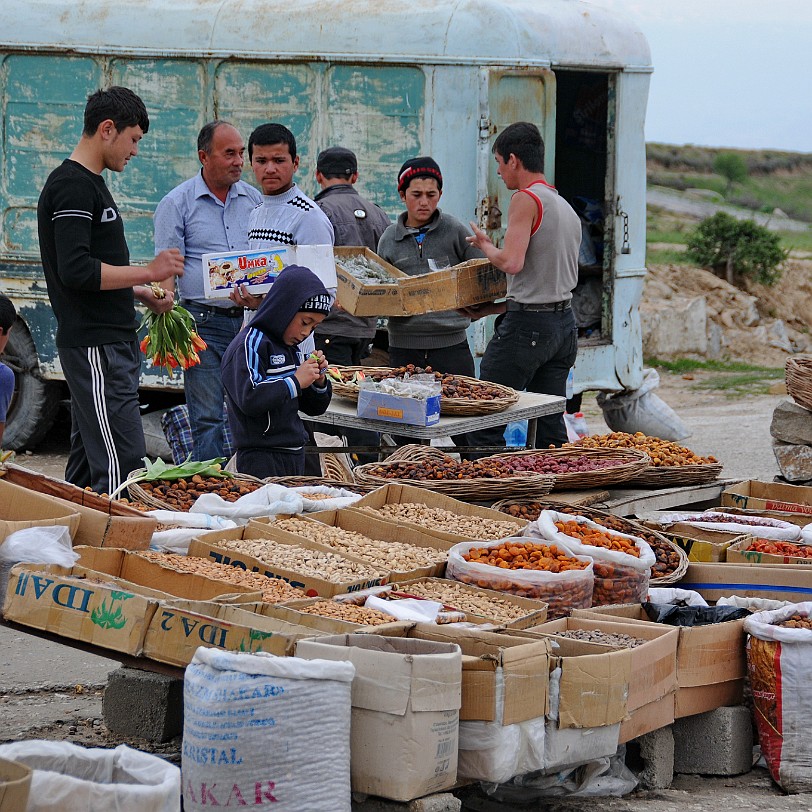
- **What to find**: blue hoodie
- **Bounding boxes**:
[221,265,332,451]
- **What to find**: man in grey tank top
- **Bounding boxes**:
[463,121,580,450]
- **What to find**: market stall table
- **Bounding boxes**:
[306,390,565,455]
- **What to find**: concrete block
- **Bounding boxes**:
[772,439,812,482]
[352,794,461,812]
[102,667,183,743]
[635,725,674,789]
[673,706,753,776]
[771,399,812,445]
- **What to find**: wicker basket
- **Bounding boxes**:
[490,497,688,583]
[321,452,354,482]
[484,447,651,490]
[352,446,555,501]
[786,357,812,411]
[127,469,264,510]
[262,476,374,494]
[329,365,519,415]
[625,462,724,488]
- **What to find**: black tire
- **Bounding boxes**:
[1,319,62,451]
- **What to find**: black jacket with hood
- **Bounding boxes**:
[221,265,332,451]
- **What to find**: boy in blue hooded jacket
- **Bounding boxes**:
[221,265,333,477]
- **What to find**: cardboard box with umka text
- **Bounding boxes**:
[357,388,441,426]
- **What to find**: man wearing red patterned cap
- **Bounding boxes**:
[377,156,483,381]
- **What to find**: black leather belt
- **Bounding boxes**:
[505,300,571,312]
[180,300,244,318]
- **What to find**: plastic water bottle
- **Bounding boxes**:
[504,420,528,448]
[566,368,574,400]
[572,411,590,438]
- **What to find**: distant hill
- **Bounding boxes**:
[647,143,812,223]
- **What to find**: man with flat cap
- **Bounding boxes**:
[313,146,391,461]
[313,146,391,366]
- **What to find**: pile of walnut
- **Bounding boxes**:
[568,432,717,467]
[135,551,305,602]
[357,503,523,540]
[137,475,262,511]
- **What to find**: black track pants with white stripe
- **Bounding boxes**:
[59,340,146,496]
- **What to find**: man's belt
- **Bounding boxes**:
[180,300,244,318]
[505,300,572,312]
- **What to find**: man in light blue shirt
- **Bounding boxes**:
[154,121,262,461]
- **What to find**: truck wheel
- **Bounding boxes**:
[2,320,62,451]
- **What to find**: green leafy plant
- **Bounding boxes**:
[686,212,787,286]
[109,455,233,499]
[713,152,749,196]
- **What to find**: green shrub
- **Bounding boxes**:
[686,212,787,285]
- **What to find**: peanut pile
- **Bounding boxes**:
[134,551,306,602]
[274,516,447,572]
[358,503,522,540]
[550,629,646,648]
[390,579,537,623]
[138,475,262,511]
[569,432,717,467]
[776,614,812,629]
[293,600,394,626]
[209,537,387,583]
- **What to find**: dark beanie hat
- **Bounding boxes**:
[397,156,443,193]
[299,292,332,315]
[317,146,357,177]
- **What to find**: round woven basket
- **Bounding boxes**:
[490,497,688,583]
[484,447,651,490]
[262,476,374,494]
[352,446,555,501]
[329,365,519,415]
[786,357,812,411]
[625,462,724,488]
[321,452,354,482]
[127,469,264,511]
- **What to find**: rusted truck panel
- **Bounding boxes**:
[0,0,652,448]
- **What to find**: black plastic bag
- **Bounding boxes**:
[642,602,751,626]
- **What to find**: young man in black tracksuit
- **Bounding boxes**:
[37,86,184,495]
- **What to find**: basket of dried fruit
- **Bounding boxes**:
[484,447,650,490]
[352,446,555,501]
[262,476,374,494]
[566,432,723,486]
[492,499,688,584]
[326,364,519,415]
[786,357,812,411]
[120,457,264,511]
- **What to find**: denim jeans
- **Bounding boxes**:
[467,309,578,452]
[181,304,245,461]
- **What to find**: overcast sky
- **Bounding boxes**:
[588,0,812,153]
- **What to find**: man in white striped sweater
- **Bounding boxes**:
[37,86,183,495]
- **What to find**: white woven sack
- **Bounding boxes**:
[183,647,355,812]
[0,741,180,812]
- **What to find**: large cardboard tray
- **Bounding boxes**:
[334,248,506,317]
[348,483,527,542]
[678,561,812,603]
[188,522,389,598]
[0,478,81,542]
[0,465,155,549]
[573,604,747,718]
[722,479,812,515]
